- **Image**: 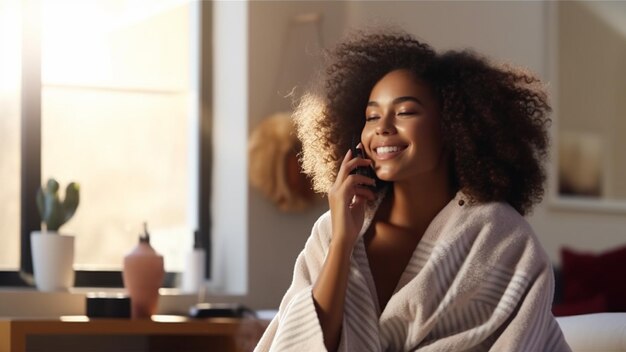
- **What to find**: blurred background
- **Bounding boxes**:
[0,0,624,311]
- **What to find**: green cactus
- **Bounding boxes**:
[36,178,80,232]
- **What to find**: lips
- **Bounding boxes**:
[373,144,408,160]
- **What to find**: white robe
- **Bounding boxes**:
[254,191,571,352]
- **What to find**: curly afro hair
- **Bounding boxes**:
[293,29,551,215]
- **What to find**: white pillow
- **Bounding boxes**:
[556,313,626,352]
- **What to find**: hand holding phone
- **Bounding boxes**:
[349,137,377,191]
[326,137,377,247]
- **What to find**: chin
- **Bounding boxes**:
[375,169,398,182]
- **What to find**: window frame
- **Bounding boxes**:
[0,0,213,288]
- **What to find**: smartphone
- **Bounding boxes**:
[349,136,377,191]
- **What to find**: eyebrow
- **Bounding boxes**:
[367,96,424,108]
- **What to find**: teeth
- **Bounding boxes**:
[376,146,402,155]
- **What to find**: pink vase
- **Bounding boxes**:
[123,225,164,319]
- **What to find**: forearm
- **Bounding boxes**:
[314,148,373,351]
[312,239,353,352]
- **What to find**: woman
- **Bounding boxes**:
[254,29,570,352]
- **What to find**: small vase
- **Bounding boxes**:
[122,228,164,319]
[31,231,75,292]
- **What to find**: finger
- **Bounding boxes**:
[344,174,376,188]
[335,149,354,182]
[338,157,374,181]
[343,148,352,163]
[349,194,367,209]
[339,175,376,206]
[352,157,374,169]
[339,174,376,196]
[354,187,376,202]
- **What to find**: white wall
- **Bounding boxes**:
[347,1,545,73]
[243,1,626,309]
[246,1,348,309]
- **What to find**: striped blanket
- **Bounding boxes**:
[254,191,571,351]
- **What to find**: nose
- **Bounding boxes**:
[375,115,397,136]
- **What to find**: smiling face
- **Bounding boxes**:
[361,69,445,182]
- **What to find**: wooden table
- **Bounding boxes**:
[0,315,268,352]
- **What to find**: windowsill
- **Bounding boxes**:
[0,286,246,318]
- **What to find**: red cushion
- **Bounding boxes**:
[561,245,626,312]
[552,293,607,316]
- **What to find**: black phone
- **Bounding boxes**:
[349,136,377,191]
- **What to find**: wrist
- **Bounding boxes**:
[329,237,355,258]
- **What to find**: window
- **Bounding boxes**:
[0,0,22,270]
[1,0,212,287]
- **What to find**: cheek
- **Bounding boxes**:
[406,121,444,160]
[420,130,445,166]
[415,117,442,141]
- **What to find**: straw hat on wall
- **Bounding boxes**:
[248,112,317,212]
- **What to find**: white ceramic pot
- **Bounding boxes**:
[31,231,75,292]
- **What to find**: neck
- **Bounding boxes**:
[383,153,455,232]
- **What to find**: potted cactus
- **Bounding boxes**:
[36,178,80,232]
[31,178,80,291]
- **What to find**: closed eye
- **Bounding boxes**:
[397,111,417,116]
[365,116,380,122]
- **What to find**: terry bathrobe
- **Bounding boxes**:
[254,191,571,352]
